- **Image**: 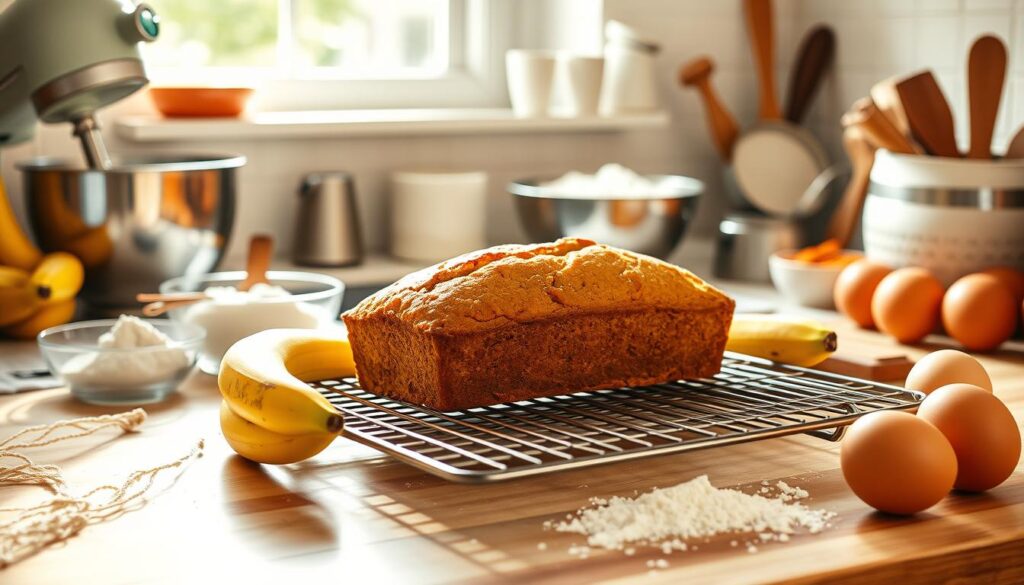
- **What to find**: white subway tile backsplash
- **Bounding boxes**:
[915,15,963,68]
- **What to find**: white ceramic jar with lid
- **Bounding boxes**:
[390,170,489,262]
[600,20,661,115]
[863,150,1024,284]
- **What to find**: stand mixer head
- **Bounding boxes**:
[0,0,159,168]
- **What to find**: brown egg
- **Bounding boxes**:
[871,267,944,344]
[834,259,893,328]
[981,266,1024,305]
[904,349,992,394]
[918,384,1021,492]
[942,274,1016,352]
[841,411,957,514]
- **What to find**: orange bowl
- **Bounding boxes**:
[149,87,255,118]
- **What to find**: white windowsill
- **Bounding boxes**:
[113,108,671,142]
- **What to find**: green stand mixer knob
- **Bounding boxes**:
[130,3,160,42]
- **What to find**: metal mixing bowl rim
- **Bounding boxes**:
[159,270,346,304]
[37,319,207,353]
[17,154,247,173]
[508,174,704,200]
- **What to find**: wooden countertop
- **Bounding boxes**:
[2,318,1023,584]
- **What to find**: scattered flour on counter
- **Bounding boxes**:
[61,315,189,387]
[548,475,834,556]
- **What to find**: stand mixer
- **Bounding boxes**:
[0,0,159,168]
[0,0,244,313]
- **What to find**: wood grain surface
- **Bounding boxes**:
[2,319,1023,585]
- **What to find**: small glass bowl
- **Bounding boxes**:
[160,270,345,374]
[38,319,205,405]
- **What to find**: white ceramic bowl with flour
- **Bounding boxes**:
[38,317,204,404]
[863,151,1024,284]
[160,270,345,374]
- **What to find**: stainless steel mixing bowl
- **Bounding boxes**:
[508,175,703,258]
[20,154,245,310]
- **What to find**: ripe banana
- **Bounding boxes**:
[30,252,84,303]
[0,175,42,270]
[219,329,355,435]
[726,315,837,367]
[0,265,29,288]
[219,401,336,464]
[0,282,49,327]
[2,299,76,340]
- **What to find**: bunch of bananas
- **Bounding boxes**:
[0,179,85,339]
[218,329,355,464]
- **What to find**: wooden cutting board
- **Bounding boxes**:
[1,321,1023,585]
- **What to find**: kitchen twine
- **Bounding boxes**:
[0,408,203,567]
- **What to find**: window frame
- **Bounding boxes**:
[146,0,512,111]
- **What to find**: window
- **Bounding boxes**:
[143,0,509,110]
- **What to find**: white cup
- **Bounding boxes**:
[506,49,556,118]
[390,171,489,263]
[558,55,605,118]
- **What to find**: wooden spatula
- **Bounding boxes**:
[239,234,273,291]
[783,25,835,124]
[826,127,876,248]
[967,35,1007,159]
[679,57,740,162]
[1005,126,1024,158]
[871,77,912,138]
[841,97,919,154]
[743,0,781,120]
[895,71,960,157]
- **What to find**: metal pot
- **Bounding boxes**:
[20,154,244,309]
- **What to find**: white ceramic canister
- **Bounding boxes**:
[390,171,489,262]
[506,49,557,118]
[557,54,605,117]
[862,150,1024,285]
[599,20,660,115]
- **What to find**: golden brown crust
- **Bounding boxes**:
[346,238,733,335]
[343,239,736,411]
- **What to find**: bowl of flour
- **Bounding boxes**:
[159,270,345,374]
[38,316,204,404]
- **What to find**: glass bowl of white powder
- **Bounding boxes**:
[38,316,204,405]
[159,270,344,374]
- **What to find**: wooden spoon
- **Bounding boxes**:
[841,97,919,154]
[967,35,1007,159]
[679,57,740,161]
[783,25,835,124]
[1005,126,1024,158]
[137,292,210,317]
[239,234,273,291]
[895,71,960,157]
[826,127,876,247]
[870,77,912,138]
[743,0,781,120]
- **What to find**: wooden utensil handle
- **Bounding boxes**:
[744,0,781,120]
[136,292,208,303]
[826,128,875,247]
[694,80,740,161]
[967,35,1007,160]
[784,26,835,124]
[842,99,919,155]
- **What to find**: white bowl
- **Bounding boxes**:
[768,251,857,309]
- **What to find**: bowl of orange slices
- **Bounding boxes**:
[769,239,862,309]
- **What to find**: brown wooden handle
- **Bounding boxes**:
[679,58,740,161]
[826,128,875,247]
[240,234,274,291]
[870,79,912,137]
[136,292,208,303]
[784,26,835,124]
[895,71,960,157]
[841,98,919,155]
[967,35,1007,160]
[744,0,781,120]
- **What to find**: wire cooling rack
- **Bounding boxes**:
[316,353,923,483]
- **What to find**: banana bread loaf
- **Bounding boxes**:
[342,238,734,411]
